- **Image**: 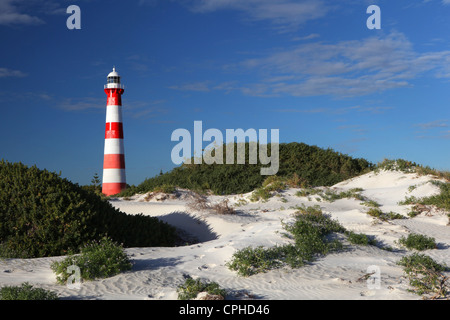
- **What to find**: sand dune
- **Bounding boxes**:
[0,170,448,300]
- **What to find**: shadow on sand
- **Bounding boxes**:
[156,211,218,244]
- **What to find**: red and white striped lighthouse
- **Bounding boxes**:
[102,67,126,196]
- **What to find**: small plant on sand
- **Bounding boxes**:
[295,188,322,198]
[0,282,59,300]
[366,208,404,221]
[345,231,377,246]
[397,233,437,251]
[51,237,132,284]
[249,187,272,202]
[227,205,346,276]
[262,176,287,192]
[360,199,381,208]
[225,246,284,277]
[397,253,449,299]
[177,276,226,300]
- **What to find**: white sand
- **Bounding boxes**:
[0,170,449,300]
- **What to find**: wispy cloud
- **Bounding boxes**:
[169,81,211,92]
[0,0,73,26]
[414,120,448,129]
[0,0,44,26]
[169,32,450,98]
[276,105,393,115]
[56,96,169,120]
[0,67,27,78]
[291,33,320,42]
[234,32,450,97]
[413,119,449,140]
[184,0,330,32]
[57,97,105,112]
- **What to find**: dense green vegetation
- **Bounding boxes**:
[0,160,177,258]
[397,233,437,251]
[0,283,59,300]
[120,142,373,196]
[51,237,132,284]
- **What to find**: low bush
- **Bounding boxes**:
[397,233,437,251]
[0,282,58,300]
[249,187,272,202]
[225,246,285,277]
[177,277,227,300]
[361,200,381,208]
[227,206,346,276]
[345,231,376,246]
[295,188,322,198]
[0,160,177,258]
[366,208,404,221]
[51,237,132,284]
[397,253,449,299]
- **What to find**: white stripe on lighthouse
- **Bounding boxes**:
[105,105,123,123]
[104,139,125,155]
[102,169,126,184]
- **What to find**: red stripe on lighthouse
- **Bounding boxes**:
[103,154,125,169]
[105,88,124,105]
[105,122,124,139]
[102,183,127,196]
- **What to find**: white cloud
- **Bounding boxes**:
[0,0,44,26]
[0,0,71,26]
[235,32,450,97]
[0,67,27,78]
[414,120,448,129]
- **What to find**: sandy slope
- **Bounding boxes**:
[0,170,448,300]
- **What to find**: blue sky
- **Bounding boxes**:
[1,0,450,186]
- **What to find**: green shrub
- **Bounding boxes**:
[397,233,437,251]
[295,188,322,197]
[0,282,58,300]
[345,231,376,246]
[227,206,346,276]
[249,187,272,202]
[285,210,345,261]
[177,277,227,300]
[152,184,176,194]
[0,160,177,258]
[51,237,132,284]
[366,208,404,221]
[421,181,450,212]
[361,200,381,208]
[376,159,417,173]
[398,181,450,224]
[226,246,285,277]
[299,187,365,203]
[397,253,449,298]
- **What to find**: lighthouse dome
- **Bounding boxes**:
[106,67,124,89]
[108,67,120,78]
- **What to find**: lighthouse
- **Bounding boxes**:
[102,67,126,196]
